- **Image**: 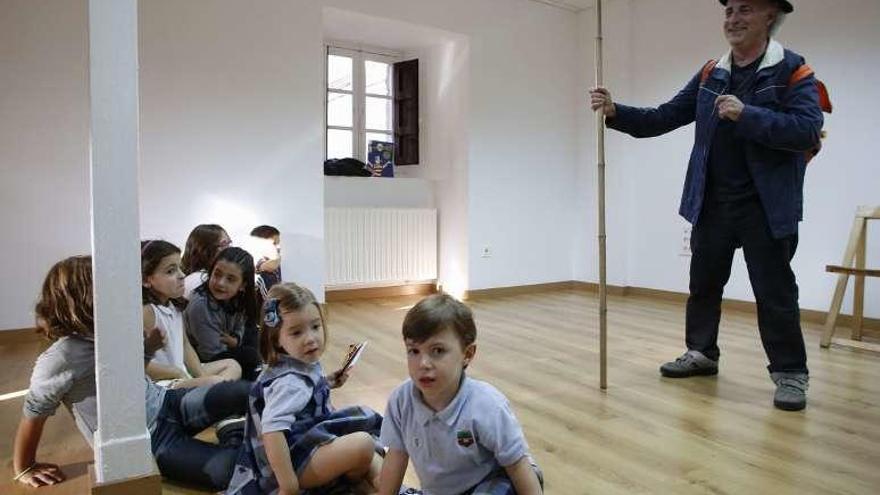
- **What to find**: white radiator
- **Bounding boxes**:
[325,208,437,287]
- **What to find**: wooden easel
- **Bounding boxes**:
[820,205,880,353]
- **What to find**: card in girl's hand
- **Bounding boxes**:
[341,341,368,374]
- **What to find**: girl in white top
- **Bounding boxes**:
[142,240,241,388]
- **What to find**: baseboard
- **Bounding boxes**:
[802,308,880,333]
[568,280,629,296]
[325,282,437,302]
[615,284,880,333]
[465,281,627,299]
[465,281,575,299]
[4,282,877,334]
[89,465,161,495]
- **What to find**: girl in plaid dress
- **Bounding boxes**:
[226,283,383,494]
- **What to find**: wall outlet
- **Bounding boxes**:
[680,226,692,257]
[480,246,492,258]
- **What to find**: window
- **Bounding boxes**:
[326,46,396,162]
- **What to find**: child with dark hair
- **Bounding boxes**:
[226,282,383,494]
[250,225,282,299]
[250,225,280,240]
[378,294,543,495]
[141,239,241,388]
[181,224,231,299]
[13,255,251,490]
[185,246,262,380]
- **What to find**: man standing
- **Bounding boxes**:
[589,0,822,411]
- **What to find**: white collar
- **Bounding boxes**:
[717,38,784,73]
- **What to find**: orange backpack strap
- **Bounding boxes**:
[788,64,814,85]
[783,64,831,165]
[814,79,833,113]
[700,59,718,84]
[789,64,833,113]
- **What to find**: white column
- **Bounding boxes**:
[88,0,153,483]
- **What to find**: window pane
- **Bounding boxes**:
[365,96,392,131]
[327,92,353,127]
[366,132,393,159]
[365,60,390,96]
[328,55,352,91]
[327,129,353,159]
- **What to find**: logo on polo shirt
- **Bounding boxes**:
[456,429,474,447]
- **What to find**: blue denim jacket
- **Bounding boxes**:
[607,40,823,238]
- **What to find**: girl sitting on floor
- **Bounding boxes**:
[226,282,383,494]
[142,239,241,388]
[13,255,250,490]
[186,247,262,380]
[181,223,231,299]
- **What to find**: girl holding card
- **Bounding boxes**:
[226,282,384,494]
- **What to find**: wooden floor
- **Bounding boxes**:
[1,289,878,494]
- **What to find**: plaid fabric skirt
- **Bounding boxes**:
[226,405,382,494]
[286,405,383,475]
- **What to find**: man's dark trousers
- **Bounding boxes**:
[685,195,808,373]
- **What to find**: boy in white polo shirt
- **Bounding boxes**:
[378,294,543,495]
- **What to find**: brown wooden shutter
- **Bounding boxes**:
[393,59,419,165]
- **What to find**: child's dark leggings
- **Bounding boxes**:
[151,380,251,490]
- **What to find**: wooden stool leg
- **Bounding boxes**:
[852,221,867,341]
[821,216,865,348]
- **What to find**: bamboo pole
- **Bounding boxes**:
[595,0,608,390]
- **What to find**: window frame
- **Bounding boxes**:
[325,44,399,162]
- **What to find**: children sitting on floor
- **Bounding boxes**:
[142,239,241,388]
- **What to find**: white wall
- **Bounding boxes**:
[0,0,326,329]
[464,2,581,290]
[422,39,471,297]
[578,0,880,317]
[7,0,872,330]
[573,0,634,287]
[0,0,583,328]
[322,0,582,292]
[141,0,583,298]
[138,0,326,301]
[0,0,91,329]
[321,7,471,294]
[320,8,470,295]
[140,0,586,295]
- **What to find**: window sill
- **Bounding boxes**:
[324,176,434,208]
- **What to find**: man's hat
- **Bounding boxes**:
[719,0,794,13]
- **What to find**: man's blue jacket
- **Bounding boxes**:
[607,40,823,239]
